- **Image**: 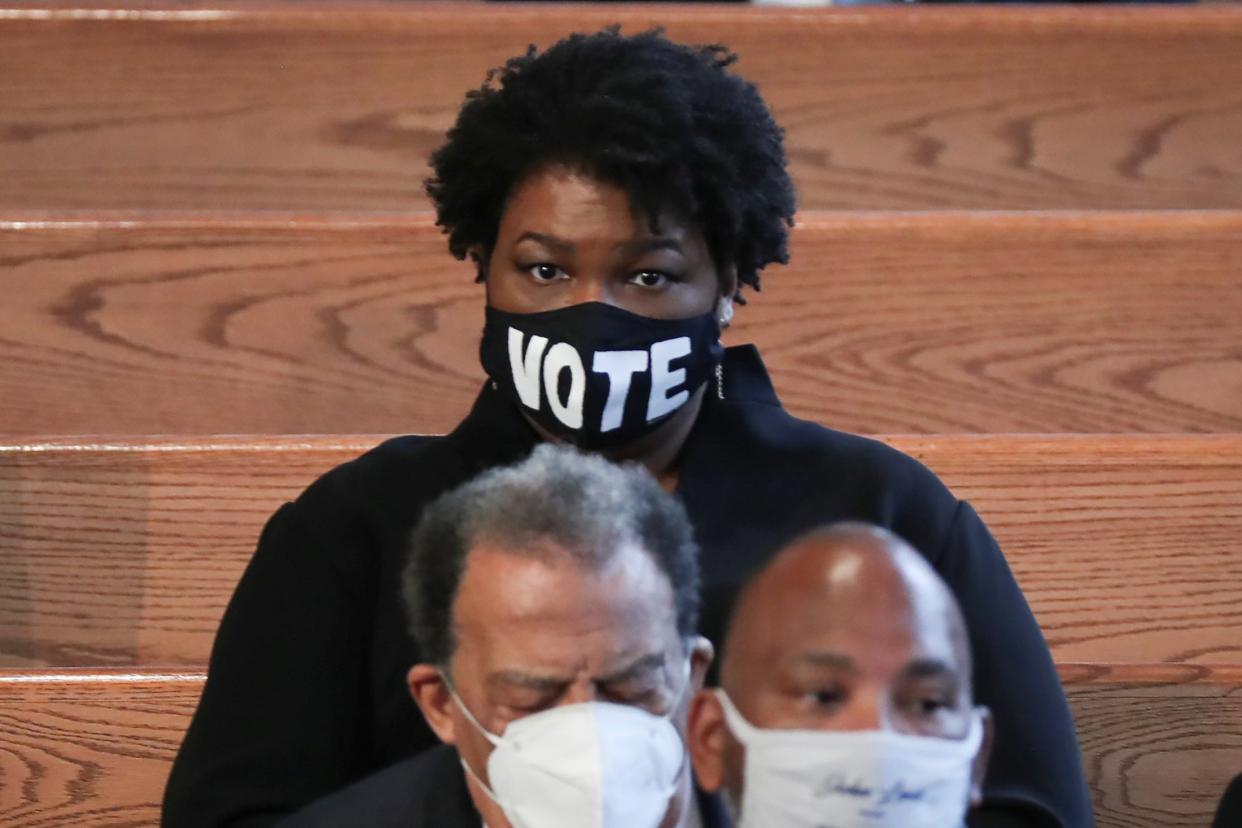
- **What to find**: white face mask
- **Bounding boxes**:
[445,662,691,828]
[716,689,982,828]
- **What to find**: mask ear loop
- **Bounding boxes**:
[713,689,761,745]
[658,654,697,790]
[438,669,506,803]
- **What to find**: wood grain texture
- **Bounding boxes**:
[3,211,1241,436]
[889,435,1242,664]
[0,665,1238,828]
[1059,664,1242,828]
[3,5,1242,211]
[1,434,1238,668]
[0,671,204,828]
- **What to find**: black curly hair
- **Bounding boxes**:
[425,27,796,297]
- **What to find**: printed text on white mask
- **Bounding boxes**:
[508,328,691,432]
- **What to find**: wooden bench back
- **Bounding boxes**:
[2,664,1238,828]
[3,434,1238,668]
[4,212,1241,437]
[2,5,1242,212]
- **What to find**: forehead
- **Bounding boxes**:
[736,550,965,680]
[452,542,679,671]
[497,164,700,247]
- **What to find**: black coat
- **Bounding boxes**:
[163,345,1092,828]
[275,744,733,828]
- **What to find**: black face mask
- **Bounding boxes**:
[480,302,724,449]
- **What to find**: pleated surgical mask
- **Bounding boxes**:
[445,660,692,828]
[716,689,982,828]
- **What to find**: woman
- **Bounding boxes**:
[163,28,1090,828]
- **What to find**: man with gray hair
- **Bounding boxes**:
[280,444,718,828]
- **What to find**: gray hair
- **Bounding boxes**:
[403,444,701,666]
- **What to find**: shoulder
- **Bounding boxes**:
[721,398,954,512]
[698,347,964,559]
[715,345,951,505]
[278,745,475,828]
[298,434,449,515]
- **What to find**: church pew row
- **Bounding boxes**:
[3,211,1240,437]
[3,5,1242,212]
[0,664,1238,828]
[1,434,1238,669]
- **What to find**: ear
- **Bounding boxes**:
[969,706,994,807]
[688,635,715,692]
[408,663,458,745]
[688,689,728,793]
[468,245,490,284]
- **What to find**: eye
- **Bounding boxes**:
[603,679,660,704]
[628,270,673,289]
[525,263,567,283]
[906,695,951,716]
[806,686,847,709]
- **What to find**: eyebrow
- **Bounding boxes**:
[486,652,667,693]
[488,669,569,694]
[514,231,575,254]
[900,657,958,682]
[792,651,858,673]
[614,237,686,256]
[598,652,667,685]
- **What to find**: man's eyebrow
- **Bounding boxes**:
[598,652,668,684]
[792,651,858,673]
[514,231,575,253]
[900,657,958,682]
[487,669,569,693]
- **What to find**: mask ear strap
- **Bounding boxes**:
[438,670,509,805]
[713,689,760,744]
[458,753,504,805]
[665,653,695,718]
[438,669,504,748]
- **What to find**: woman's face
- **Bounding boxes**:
[485,165,734,321]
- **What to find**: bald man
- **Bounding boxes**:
[689,522,993,828]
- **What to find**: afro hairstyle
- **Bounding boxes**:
[424,27,796,297]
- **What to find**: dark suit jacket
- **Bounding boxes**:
[276,744,476,828]
[276,743,731,828]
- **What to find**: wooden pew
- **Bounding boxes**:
[2,665,1238,828]
[3,211,1240,437]
[2,6,1242,212]
[0,670,203,827]
[2,434,1238,669]
[1062,664,1242,828]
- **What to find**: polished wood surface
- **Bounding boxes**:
[1,664,1237,828]
[1060,663,1242,828]
[2,434,1238,668]
[4,211,1240,436]
[3,6,1242,211]
[0,670,203,828]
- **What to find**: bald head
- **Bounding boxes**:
[695,521,993,824]
[721,522,972,713]
[689,523,991,813]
